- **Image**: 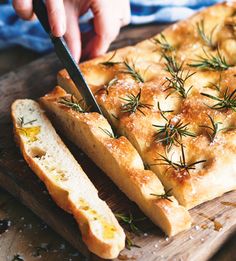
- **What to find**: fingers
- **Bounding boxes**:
[87,0,131,58]
[46,0,66,37]
[120,0,131,27]
[64,2,81,62]
[88,0,120,57]
[13,0,34,20]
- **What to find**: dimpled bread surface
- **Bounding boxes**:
[58,2,236,210]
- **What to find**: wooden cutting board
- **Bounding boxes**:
[0,24,235,261]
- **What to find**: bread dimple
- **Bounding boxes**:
[11,99,125,259]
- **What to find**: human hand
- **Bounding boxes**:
[13,0,131,61]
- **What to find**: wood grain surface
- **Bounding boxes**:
[0,24,235,261]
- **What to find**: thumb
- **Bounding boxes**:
[88,0,120,58]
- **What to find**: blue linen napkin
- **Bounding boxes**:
[0,0,223,53]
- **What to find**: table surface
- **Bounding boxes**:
[0,24,235,261]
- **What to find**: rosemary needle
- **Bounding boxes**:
[163,54,195,99]
[95,77,118,95]
[163,53,182,74]
[204,75,222,92]
[150,188,173,202]
[99,127,117,138]
[100,51,121,67]
[196,20,217,49]
[115,212,146,235]
[157,102,174,121]
[199,114,224,142]
[153,117,196,151]
[18,117,37,127]
[125,235,141,250]
[189,48,231,71]
[155,144,206,173]
[120,89,152,115]
[152,33,175,52]
[58,96,87,113]
[201,87,236,111]
[120,59,144,83]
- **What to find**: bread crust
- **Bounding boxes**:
[11,99,125,259]
[58,2,236,209]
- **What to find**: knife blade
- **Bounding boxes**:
[32,0,103,115]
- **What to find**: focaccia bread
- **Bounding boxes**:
[40,86,191,236]
[58,2,236,209]
[11,99,125,259]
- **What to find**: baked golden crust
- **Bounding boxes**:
[40,86,191,236]
[58,2,236,209]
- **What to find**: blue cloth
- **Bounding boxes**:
[0,0,223,53]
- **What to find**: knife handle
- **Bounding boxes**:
[32,0,51,35]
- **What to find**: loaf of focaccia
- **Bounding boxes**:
[40,86,191,236]
[11,99,125,259]
[58,2,236,210]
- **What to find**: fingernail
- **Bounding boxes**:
[52,22,65,37]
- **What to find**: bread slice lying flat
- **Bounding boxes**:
[40,86,191,236]
[11,99,125,259]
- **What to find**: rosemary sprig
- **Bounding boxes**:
[163,54,195,98]
[189,48,230,71]
[111,113,119,120]
[125,234,141,250]
[58,96,87,113]
[204,75,222,92]
[196,20,216,49]
[18,117,37,127]
[163,53,182,75]
[95,77,118,95]
[155,144,206,173]
[153,115,196,151]
[151,188,173,202]
[201,87,236,111]
[115,212,146,235]
[100,51,121,67]
[120,59,144,83]
[120,89,152,115]
[199,114,225,142]
[99,127,117,138]
[165,70,195,99]
[152,33,175,52]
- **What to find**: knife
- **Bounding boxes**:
[32,0,103,115]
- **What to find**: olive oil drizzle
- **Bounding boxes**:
[199,213,223,231]
[79,199,116,239]
[221,201,236,208]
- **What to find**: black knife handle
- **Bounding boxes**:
[32,0,51,34]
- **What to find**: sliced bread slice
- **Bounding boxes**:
[11,99,125,259]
